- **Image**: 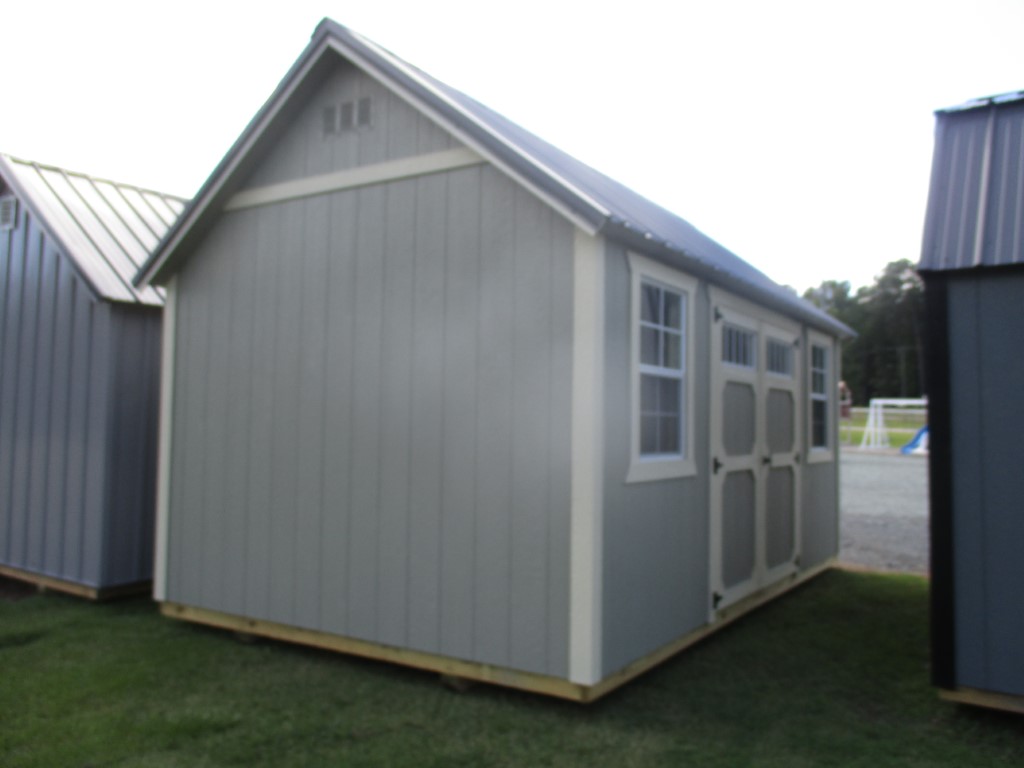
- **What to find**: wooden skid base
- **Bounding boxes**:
[160,560,834,703]
[0,564,151,601]
[940,686,1024,716]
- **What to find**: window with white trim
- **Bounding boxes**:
[810,342,829,450]
[627,253,697,483]
[722,323,756,368]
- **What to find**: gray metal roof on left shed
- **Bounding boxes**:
[0,154,188,305]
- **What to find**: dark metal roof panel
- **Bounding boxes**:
[137,19,851,336]
[920,95,1024,272]
[0,154,186,305]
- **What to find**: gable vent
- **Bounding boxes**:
[323,98,373,137]
[0,195,17,231]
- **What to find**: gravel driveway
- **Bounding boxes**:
[839,448,929,574]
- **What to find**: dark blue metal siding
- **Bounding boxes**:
[921,98,1024,272]
[0,186,161,591]
[946,271,1024,696]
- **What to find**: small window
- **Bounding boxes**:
[356,97,372,128]
[322,105,338,136]
[722,323,756,368]
[766,338,793,377]
[339,101,355,131]
[627,253,697,483]
[810,343,829,450]
[0,195,17,231]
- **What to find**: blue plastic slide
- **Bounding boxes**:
[901,426,929,455]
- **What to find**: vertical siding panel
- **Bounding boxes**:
[376,179,416,646]
[81,305,111,586]
[348,185,385,638]
[439,167,481,660]
[62,280,92,582]
[509,185,553,673]
[222,210,258,610]
[43,251,74,574]
[245,206,282,618]
[546,217,574,677]
[473,168,515,666]
[294,195,330,629]
[9,217,40,569]
[407,173,447,653]
[0,210,26,566]
[268,202,304,623]
[26,244,60,572]
[176,260,210,604]
[320,190,358,635]
[200,222,233,610]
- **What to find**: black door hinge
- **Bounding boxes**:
[713,456,722,474]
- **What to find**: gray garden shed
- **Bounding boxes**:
[920,90,1024,715]
[0,154,186,598]
[136,19,852,700]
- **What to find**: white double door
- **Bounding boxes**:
[709,291,803,614]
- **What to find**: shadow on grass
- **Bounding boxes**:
[1,569,1021,768]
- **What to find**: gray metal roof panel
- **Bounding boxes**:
[920,95,1024,272]
[0,154,185,305]
[138,19,851,336]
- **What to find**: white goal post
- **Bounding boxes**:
[859,398,928,450]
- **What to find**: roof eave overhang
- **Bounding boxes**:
[601,219,855,339]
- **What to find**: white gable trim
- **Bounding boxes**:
[224,147,484,211]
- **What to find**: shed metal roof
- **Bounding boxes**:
[137,19,851,337]
[0,154,187,305]
[920,91,1024,272]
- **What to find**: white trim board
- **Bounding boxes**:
[225,147,484,211]
[569,229,605,685]
[152,276,177,602]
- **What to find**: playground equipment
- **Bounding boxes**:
[901,426,929,455]
[859,397,928,451]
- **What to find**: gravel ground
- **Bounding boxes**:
[839,448,930,574]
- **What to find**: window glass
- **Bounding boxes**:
[638,279,686,458]
[811,343,829,449]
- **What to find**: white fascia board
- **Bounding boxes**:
[225,147,484,210]
[327,34,607,236]
[569,228,605,685]
[137,39,333,288]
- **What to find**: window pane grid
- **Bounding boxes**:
[722,323,757,368]
[767,338,793,376]
[811,343,829,448]
[637,278,687,458]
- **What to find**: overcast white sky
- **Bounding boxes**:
[3,0,1022,291]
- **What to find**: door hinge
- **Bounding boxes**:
[713,592,723,609]
[794,453,801,464]
[713,457,722,474]
[714,307,723,322]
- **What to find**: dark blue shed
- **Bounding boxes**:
[0,154,186,598]
[920,91,1024,715]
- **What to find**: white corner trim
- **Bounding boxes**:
[569,229,605,685]
[152,276,176,602]
[224,147,484,211]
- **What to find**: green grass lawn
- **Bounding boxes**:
[2,570,1021,767]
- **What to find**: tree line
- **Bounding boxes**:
[802,259,925,407]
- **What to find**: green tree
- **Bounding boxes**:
[803,259,925,405]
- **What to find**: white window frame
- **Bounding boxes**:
[626,253,697,483]
[807,331,834,463]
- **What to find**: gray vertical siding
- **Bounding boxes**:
[600,243,711,677]
[0,197,159,590]
[801,462,838,569]
[166,160,574,678]
[243,62,457,190]
[947,272,1024,696]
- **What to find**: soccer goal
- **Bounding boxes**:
[859,398,928,450]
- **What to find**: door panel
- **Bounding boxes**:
[710,295,802,615]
